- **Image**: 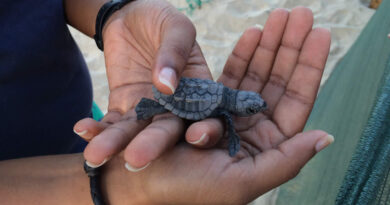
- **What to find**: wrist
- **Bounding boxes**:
[101,156,150,204]
[94,0,137,50]
[64,0,111,37]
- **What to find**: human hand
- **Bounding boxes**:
[77,6,332,205]
[73,0,216,168]
[101,7,332,205]
[185,6,333,154]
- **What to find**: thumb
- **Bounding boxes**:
[253,130,334,192]
[152,12,196,95]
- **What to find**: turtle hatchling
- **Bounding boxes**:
[135,77,267,156]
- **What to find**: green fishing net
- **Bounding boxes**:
[177,0,212,15]
[276,1,390,204]
[336,57,390,205]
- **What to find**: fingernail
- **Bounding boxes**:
[254,24,263,30]
[159,67,176,94]
[86,158,109,168]
[125,162,151,172]
[315,134,334,152]
[188,133,209,145]
[74,129,87,136]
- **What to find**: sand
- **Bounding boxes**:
[71,0,375,114]
[69,0,375,203]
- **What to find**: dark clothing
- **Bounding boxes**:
[0,0,92,160]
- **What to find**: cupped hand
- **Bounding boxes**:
[186,7,332,155]
[74,0,214,168]
[103,7,333,205]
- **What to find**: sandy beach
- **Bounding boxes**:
[71,0,375,114]
[69,0,376,203]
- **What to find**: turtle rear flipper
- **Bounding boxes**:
[136,98,168,120]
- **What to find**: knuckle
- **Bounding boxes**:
[277,144,304,181]
[147,124,171,136]
[169,44,190,61]
[269,73,288,88]
[222,65,239,80]
[246,70,265,85]
[284,88,313,106]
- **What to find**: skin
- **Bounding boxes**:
[70,0,215,168]
[74,4,332,170]
[78,5,334,205]
[189,7,331,149]
[106,8,333,205]
[0,3,332,204]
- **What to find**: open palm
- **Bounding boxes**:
[104,7,332,205]
[186,7,331,157]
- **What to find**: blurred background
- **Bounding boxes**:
[69,0,379,204]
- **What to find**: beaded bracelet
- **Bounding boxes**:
[84,161,106,205]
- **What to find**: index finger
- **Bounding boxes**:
[272,28,331,137]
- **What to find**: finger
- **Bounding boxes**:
[180,42,213,80]
[238,8,289,92]
[261,7,314,112]
[83,110,149,167]
[100,110,123,124]
[153,11,197,94]
[73,111,128,142]
[218,26,262,89]
[73,118,109,141]
[185,118,225,148]
[252,130,334,193]
[273,28,331,137]
[124,114,184,170]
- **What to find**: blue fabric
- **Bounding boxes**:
[0,0,92,160]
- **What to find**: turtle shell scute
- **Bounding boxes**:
[152,78,224,120]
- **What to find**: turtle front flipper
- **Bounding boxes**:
[217,110,240,157]
[135,98,168,120]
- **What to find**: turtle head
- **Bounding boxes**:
[232,90,267,117]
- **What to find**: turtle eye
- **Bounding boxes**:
[247,107,256,114]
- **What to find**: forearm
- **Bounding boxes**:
[64,0,110,37]
[0,154,93,205]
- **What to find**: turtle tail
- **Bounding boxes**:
[135,98,168,120]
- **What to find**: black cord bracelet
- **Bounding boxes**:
[94,0,136,51]
[84,161,106,205]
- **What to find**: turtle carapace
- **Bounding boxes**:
[135,77,267,156]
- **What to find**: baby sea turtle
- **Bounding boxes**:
[135,77,267,156]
